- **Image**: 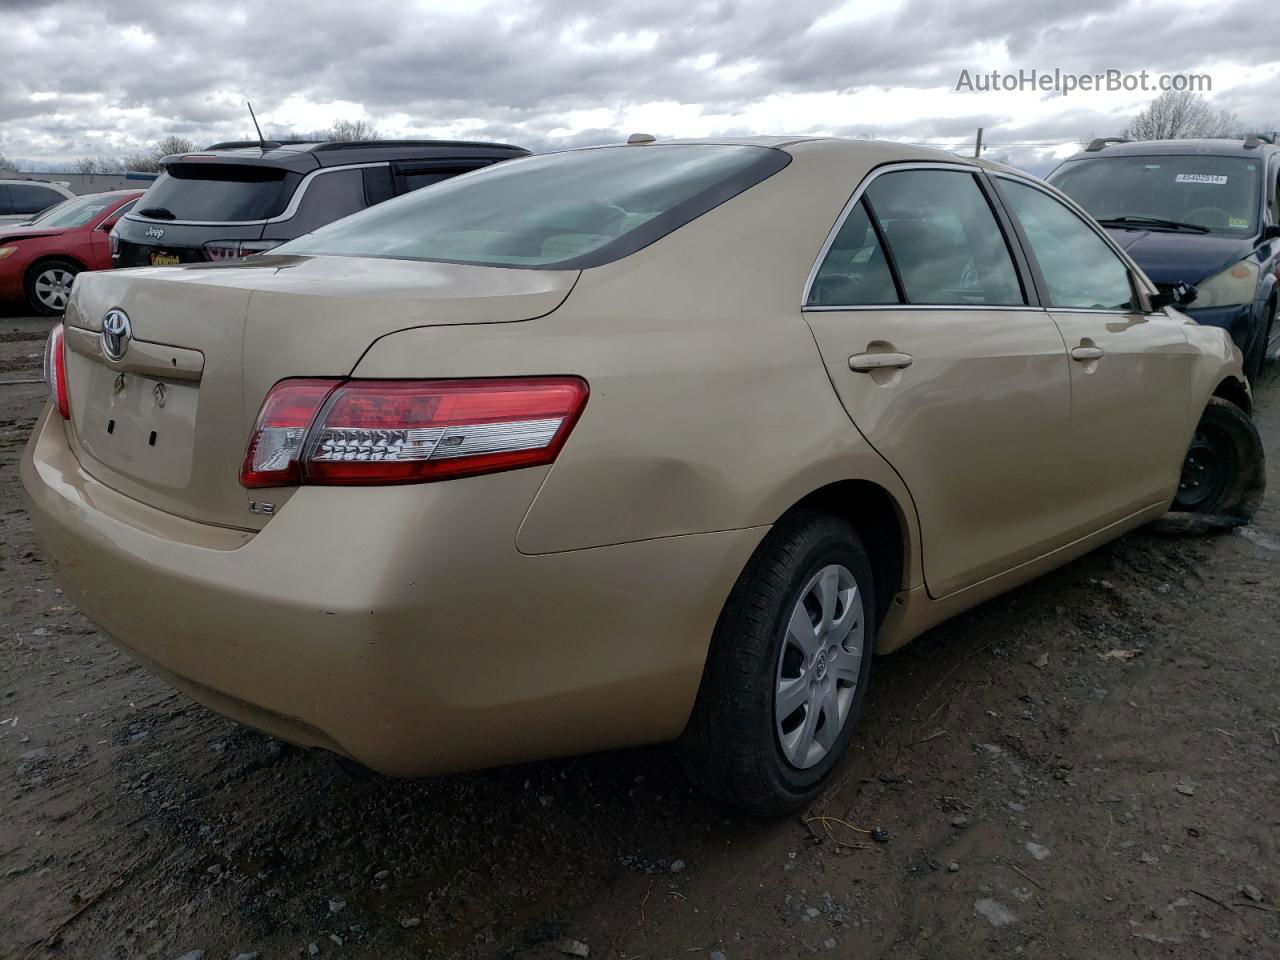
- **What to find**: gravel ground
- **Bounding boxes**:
[2,309,1278,960]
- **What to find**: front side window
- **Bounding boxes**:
[1049,155,1262,235]
[9,183,66,215]
[807,200,899,306]
[277,144,790,269]
[864,169,1024,306]
[998,178,1135,311]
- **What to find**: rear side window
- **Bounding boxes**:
[9,183,67,215]
[864,170,1024,306]
[277,144,791,269]
[807,201,899,306]
[392,161,485,195]
[997,178,1135,311]
[138,164,302,221]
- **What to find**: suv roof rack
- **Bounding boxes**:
[203,139,320,150]
[1085,137,1130,152]
[1244,133,1276,148]
[309,139,526,153]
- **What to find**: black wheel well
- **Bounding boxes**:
[1212,376,1251,416]
[785,480,907,628]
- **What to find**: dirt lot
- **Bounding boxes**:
[2,310,1278,960]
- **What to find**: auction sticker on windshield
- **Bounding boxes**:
[1175,174,1228,185]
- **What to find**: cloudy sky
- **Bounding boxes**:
[1,0,1277,175]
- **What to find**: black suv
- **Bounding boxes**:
[112,139,530,267]
[1048,135,1280,380]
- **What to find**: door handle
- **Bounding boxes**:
[1070,345,1105,362]
[849,352,913,372]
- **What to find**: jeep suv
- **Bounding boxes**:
[112,139,530,267]
[1048,135,1280,380]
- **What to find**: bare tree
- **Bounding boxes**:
[73,157,99,174]
[124,153,161,173]
[152,135,198,160]
[0,150,18,173]
[1124,90,1238,141]
[322,119,380,142]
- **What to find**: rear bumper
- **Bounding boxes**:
[21,407,763,775]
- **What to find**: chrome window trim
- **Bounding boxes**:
[804,304,1047,313]
[122,161,388,228]
[801,160,987,310]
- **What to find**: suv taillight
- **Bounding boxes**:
[240,377,589,488]
[204,239,284,261]
[43,323,69,419]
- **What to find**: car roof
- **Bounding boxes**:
[1060,138,1277,163]
[571,136,1003,169]
[165,139,531,172]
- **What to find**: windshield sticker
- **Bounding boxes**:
[1229,218,1250,228]
[1175,173,1228,185]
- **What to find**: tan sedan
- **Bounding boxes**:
[22,137,1262,814]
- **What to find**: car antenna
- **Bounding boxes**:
[247,101,266,151]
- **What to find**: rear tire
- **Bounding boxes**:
[676,510,875,816]
[24,259,80,316]
[1172,397,1265,520]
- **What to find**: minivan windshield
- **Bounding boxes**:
[136,163,301,222]
[1049,155,1262,235]
[28,193,120,228]
[276,144,790,269]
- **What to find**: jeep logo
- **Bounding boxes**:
[145,226,165,239]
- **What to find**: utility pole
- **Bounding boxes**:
[974,127,984,158]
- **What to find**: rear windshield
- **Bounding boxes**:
[276,144,791,269]
[1049,155,1262,235]
[137,163,302,222]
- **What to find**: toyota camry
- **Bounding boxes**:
[21,137,1261,814]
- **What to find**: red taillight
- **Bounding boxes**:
[240,377,588,489]
[43,323,69,420]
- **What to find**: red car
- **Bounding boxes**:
[0,190,143,315]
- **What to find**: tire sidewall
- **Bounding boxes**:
[1176,398,1265,519]
[752,524,875,801]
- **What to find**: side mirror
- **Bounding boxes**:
[97,219,118,232]
[1263,224,1280,241]
[1150,281,1198,310]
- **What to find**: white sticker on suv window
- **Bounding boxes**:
[1175,174,1228,185]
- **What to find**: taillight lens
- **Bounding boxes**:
[108,224,120,257]
[43,323,69,420]
[204,239,284,261]
[240,377,588,488]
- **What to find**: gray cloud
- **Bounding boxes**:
[1,0,1276,169]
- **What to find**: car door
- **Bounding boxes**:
[992,174,1193,524]
[803,164,1076,599]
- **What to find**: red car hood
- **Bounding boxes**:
[0,224,72,244]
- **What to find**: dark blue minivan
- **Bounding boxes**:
[1048,137,1280,381]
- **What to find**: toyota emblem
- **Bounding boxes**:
[101,308,132,361]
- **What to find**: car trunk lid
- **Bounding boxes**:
[63,254,578,530]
